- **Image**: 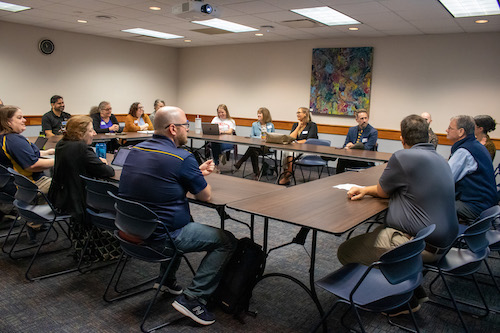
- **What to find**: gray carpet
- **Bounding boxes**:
[1,162,499,332]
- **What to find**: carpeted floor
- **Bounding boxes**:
[1,161,499,332]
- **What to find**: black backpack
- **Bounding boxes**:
[212,237,266,321]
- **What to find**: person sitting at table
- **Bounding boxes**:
[474,114,496,161]
[149,98,165,124]
[41,95,71,137]
[124,102,153,132]
[278,107,318,185]
[335,109,378,174]
[233,107,275,180]
[90,101,121,134]
[210,104,236,172]
[338,115,458,315]
[420,112,438,148]
[0,105,54,194]
[119,106,236,326]
[48,115,116,260]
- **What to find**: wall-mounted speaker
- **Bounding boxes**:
[39,39,55,55]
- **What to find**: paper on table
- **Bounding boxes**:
[137,130,154,134]
[333,184,365,191]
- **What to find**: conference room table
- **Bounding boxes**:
[188,132,392,163]
[226,163,389,321]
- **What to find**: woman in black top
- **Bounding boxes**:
[49,115,116,259]
[279,107,318,185]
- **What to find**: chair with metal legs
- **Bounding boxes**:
[424,213,497,332]
[77,175,120,273]
[293,139,331,183]
[103,192,195,333]
[0,165,18,244]
[6,168,75,281]
[313,224,435,333]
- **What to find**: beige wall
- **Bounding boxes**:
[177,32,500,138]
[0,21,178,116]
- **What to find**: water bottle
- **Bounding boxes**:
[96,143,107,159]
[195,116,202,134]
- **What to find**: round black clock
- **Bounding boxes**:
[39,39,55,55]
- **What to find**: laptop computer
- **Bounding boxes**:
[110,147,132,170]
[202,123,219,135]
[34,136,48,150]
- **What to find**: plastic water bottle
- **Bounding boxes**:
[195,116,202,134]
[96,143,107,159]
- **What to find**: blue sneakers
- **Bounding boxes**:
[172,294,215,326]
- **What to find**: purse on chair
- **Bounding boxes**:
[265,133,294,144]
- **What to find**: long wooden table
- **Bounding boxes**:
[226,164,388,327]
[188,132,392,163]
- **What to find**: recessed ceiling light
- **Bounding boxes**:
[122,28,183,40]
[438,0,500,18]
[255,33,264,36]
[191,18,258,33]
[349,27,359,31]
[77,20,87,24]
[291,6,360,26]
[0,1,30,12]
[184,39,192,42]
[149,6,161,11]
[475,19,489,23]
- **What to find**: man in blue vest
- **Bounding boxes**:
[446,115,497,223]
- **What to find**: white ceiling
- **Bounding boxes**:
[1,0,499,47]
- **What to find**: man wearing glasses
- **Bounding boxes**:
[446,115,497,223]
[119,106,236,326]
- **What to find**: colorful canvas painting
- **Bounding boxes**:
[310,47,373,117]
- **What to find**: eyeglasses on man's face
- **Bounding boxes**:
[167,120,190,129]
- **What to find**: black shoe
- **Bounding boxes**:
[172,294,215,326]
[382,296,421,317]
[26,226,37,245]
[414,285,429,304]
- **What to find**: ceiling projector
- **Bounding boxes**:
[172,1,220,20]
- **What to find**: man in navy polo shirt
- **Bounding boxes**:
[119,106,236,326]
[446,115,497,223]
[336,109,378,174]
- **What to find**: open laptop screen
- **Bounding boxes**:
[111,147,131,167]
[34,137,48,150]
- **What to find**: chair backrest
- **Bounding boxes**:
[108,192,158,240]
[0,164,16,199]
[462,214,494,253]
[8,167,39,204]
[80,175,118,213]
[378,224,436,284]
[304,138,331,147]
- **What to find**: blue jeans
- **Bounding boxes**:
[156,222,236,304]
[211,143,233,165]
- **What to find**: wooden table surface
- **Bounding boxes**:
[228,164,389,235]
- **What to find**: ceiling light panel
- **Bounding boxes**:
[291,6,360,26]
[122,28,183,40]
[438,0,500,18]
[191,18,258,32]
[0,1,30,12]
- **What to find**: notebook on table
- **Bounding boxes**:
[202,123,219,135]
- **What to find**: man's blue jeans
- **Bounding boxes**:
[155,222,236,304]
[211,143,233,165]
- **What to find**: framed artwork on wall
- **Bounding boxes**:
[310,47,373,117]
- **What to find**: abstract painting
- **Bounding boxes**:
[310,47,373,117]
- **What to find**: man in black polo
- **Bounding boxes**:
[41,95,71,137]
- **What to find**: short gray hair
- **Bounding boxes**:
[451,115,475,136]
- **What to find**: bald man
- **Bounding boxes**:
[421,112,438,148]
[119,106,236,326]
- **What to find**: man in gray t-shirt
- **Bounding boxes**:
[338,115,458,267]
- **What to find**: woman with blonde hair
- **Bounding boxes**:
[279,107,318,185]
[210,104,236,171]
[233,107,275,179]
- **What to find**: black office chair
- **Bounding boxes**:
[241,148,279,181]
[313,225,435,333]
[0,164,18,244]
[77,175,120,273]
[424,214,497,332]
[103,192,195,332]
[6,168,76,281]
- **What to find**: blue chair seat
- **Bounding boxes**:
[317,263,422,308]
[435,247,490,275]
[14,200,71,223]
[295,156,327,167]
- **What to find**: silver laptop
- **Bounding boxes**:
[110,147,131,170]
[202,123,219,135]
